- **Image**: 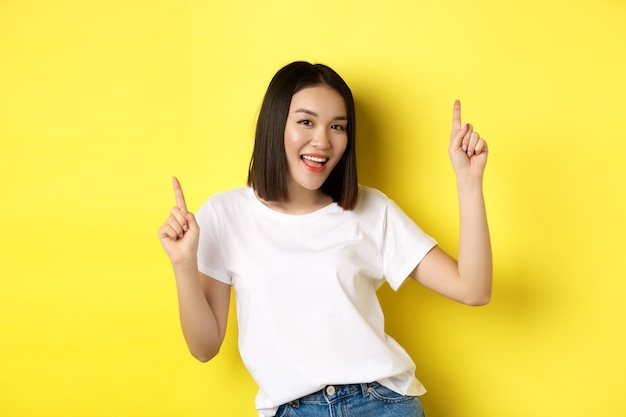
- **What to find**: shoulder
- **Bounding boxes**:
[205,187,251,205]
[356,184,394,210]
[355,185,415,224]
[197,187,253,216]
[350,185,399,221]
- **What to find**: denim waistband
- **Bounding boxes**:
[289,383,374,406]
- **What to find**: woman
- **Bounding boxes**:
[158,61,492,417]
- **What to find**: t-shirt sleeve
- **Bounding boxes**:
[381,199,437,291]
[195,200,232,285]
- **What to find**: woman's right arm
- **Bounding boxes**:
[158,177,231,362]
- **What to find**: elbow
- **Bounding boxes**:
[190,344,221,363]
[193,353,214,363]
[463,291,491,306]
[465,295,491,306]
[460,273,492,306]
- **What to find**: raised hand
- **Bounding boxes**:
[158,177,200,265]
[449,100,488,180]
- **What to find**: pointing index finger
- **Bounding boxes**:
[172,176,187,211]
[452,99,462,132]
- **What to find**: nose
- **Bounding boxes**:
[311,128,331,149]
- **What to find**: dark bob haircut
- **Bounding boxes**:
[247,61,359,210]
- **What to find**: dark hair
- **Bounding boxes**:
[247,61,358,210]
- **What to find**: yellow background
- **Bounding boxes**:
[1,0,625,416]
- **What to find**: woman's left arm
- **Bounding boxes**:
[410,100,492,306]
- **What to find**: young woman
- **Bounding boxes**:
[158,61,492,417]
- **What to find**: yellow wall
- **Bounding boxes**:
[1,0,625,416]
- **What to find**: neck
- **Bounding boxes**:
[259,187,332,214]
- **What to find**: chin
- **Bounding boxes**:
[294,178,327,192]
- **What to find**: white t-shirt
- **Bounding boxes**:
[196,185,437,416]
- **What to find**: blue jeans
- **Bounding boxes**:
[275,382,425,417]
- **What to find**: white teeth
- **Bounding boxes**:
[302,155,328,163]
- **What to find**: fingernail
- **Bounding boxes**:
[462,144,467,152]
[462,123,467,130]
[183,224,189,232]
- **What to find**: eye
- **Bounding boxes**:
[331,124,346,131]
[297,119,313,126]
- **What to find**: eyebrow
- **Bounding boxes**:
[294,108,348,121]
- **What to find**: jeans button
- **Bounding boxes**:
[326,385,336,395]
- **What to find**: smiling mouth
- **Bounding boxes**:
[301,155,329,167]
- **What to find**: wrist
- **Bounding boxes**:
[456,174,484,190]
[171,256,198,274]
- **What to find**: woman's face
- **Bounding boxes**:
[283,85,348,195]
